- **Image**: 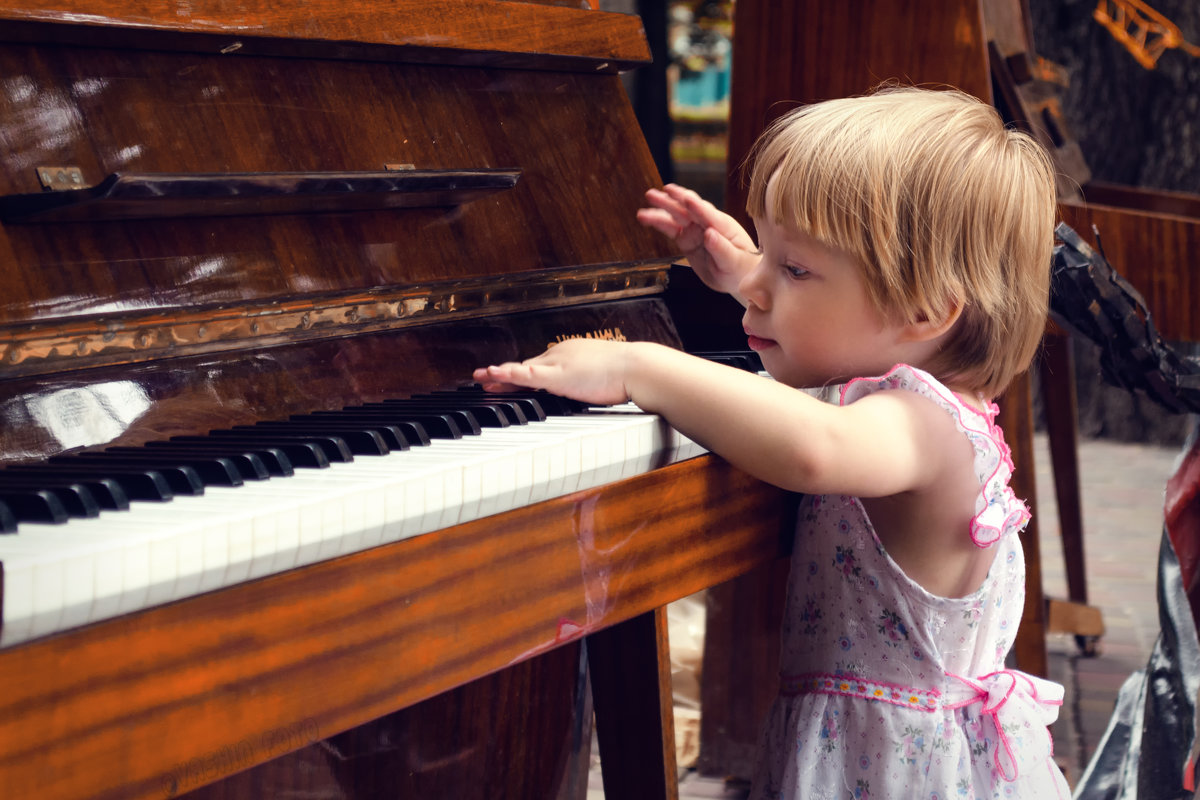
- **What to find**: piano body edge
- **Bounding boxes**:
[0,456,793,800]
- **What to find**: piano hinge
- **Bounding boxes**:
[36,166,87,192]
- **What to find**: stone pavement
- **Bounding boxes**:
[1039,434,1183,788]
[586,433,1187,799]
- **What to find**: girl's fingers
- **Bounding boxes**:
[635,207,683,236]
[473,362,556,392]
[644,186,690,218]
[678,191,754,248]
[472,364,523,387]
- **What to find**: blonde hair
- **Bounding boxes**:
[745,86,1057,397]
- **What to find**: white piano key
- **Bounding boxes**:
[0,405,711,647]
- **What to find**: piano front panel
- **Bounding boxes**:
[0,31,671,326]
[166,644,592,800]
[0,456,793,800]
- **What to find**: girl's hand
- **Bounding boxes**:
[472,339,634,406]
[636,184,760,302]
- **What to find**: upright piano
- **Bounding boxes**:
[0,3,795,798]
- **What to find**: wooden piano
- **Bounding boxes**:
[0,3,796,798]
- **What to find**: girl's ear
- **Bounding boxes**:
[901,299,963,343]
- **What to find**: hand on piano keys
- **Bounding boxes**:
[0,386,712,648]
[474,337,636,405]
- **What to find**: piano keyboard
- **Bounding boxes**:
[0,392,706,648]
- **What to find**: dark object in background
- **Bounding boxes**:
[1052,222,1200,798]
[1050,222,1200,415]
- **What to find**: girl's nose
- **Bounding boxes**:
[739,263,770,310]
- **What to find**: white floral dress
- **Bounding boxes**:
[750,365,1071,800]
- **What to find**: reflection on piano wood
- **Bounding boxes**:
[0,3,795,798]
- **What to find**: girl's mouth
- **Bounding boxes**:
[746,334,776,351]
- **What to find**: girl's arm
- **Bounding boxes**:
[637,184,760,304]
[474,339,958,499]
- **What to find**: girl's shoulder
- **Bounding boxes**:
[840,364,1030,547]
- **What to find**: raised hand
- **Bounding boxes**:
[636,184,760,301]
[472,338,635,407]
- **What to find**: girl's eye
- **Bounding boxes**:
[784,263,811,279]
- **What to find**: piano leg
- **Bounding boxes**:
[696,560,789,781]
[588,607,679,800]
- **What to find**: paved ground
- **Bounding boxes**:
[587,432,1188,798]
[1038,434,1183,789]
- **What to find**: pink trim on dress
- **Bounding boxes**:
[779,671,941,711]
[944,669,1065,793]
[840,364,1030,548]
[782,668,1067,794]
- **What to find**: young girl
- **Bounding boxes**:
[475,86,1070,799]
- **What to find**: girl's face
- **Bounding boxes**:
[740,187,915,387]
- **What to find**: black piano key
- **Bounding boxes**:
[0,465,175,501]
[355,404,477,436]
[169,435,329,468]
[50,460,201,496]
[300,413,432,447]
[44,458,204,496]
[206,430,353,463]
[453,386,585,416]
[376,401,512,427]
[241,422,392,455]
[0,482,100,518]
[145,441,292,477]
[271,419,411,451]
[418,394,543,422]
[0,473,130,510]
[328,408,467,439]
[691,349,765,372]
[0,500,16,533]
[0,489,70,524]
[52,452,244,487]
[109,445,272,480]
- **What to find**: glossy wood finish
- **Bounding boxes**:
[1,264,671,380]
[174,644,591,800]
[0,169,522,223]
[1083,182,1200,220]
[723,0,991,232]
[0,0,650,72]
[0,298,680,465]
[0,456,793,800]
[0,40,669,328]
[1059,200,1200,342]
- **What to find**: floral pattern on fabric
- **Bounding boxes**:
[749,365,1070,800]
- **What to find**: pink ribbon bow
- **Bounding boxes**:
[944,669,1064,781]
